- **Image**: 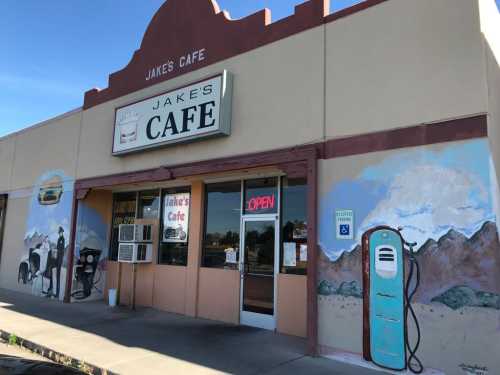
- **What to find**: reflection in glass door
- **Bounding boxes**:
[240,217,278,330]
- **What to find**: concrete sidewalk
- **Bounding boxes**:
[0,289,386,375]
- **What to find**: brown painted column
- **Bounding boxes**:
[185,180,205,317]
[306,152,319,356]
[63,192,79,303]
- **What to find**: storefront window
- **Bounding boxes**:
[138,190,160,219]
[110,192,137,261]
[159,187,190,266]
[202,182,242,269]
[243,177,278,215]
[280,177,307,275]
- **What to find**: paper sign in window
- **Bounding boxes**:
[283,242,297,267]
[300,244,308,262]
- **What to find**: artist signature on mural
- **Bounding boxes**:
[459,363,488,375]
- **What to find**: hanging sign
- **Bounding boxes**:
[163,193,190,243]
[113,71,233,155]
[336,209,354,240]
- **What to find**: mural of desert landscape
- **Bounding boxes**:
[318,139,500,374]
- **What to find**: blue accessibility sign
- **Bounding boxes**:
[340,224,350,236]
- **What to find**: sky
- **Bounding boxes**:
[1,0,499,138]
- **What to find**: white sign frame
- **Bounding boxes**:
[335,209,354,240]
[112,71,233,156]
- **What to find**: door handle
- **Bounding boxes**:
[239,262,245,278]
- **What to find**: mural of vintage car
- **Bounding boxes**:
[18,240,51,287]
[38,185,63,205]
[38,175,64,206]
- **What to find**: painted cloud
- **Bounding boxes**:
[359,164,492,248]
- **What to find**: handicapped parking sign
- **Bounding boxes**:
[336,210,354,240]
[340,224,350,236]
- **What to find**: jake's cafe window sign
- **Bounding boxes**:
[163,193,190,243]
[113,71,233,155]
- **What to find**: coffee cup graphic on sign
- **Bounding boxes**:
[118,111,140,144]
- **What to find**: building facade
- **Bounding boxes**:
[0,0,499,373]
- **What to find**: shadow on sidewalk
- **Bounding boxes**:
[0,288,384,375]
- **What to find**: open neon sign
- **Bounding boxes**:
[246,195,276,213]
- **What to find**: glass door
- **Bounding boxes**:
[240,217,279,330]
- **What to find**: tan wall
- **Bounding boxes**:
[10,111,81,190]
[0,195,30,293]
[325,0,487,138]
[106,262,188,314]
[185,181,204,317]
[152,265,188,314]
[76,27,325,179]
[276,274,307,338]
[81,190,113,224]
[197,268,240,324]
[0,136,15,193]
[480,0,500,224]
[317,138,499,374]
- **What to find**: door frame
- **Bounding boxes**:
[239,214,280,330]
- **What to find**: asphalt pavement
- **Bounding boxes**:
[0,340,83,375]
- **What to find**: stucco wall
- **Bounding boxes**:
[0,136,15,193]
[197,268,240,324]
[0,195,30,292]
[317,138,500,374]
[325,0,487,138]
[9,111,81,191]
[276,274,307,338]
[480,0,500,225]
[76,26,325,180]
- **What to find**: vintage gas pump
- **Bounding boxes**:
[362,226,423,374]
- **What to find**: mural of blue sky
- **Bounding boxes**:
[25,170,74,244]
[319,140,498,261]
[75,203,109,259]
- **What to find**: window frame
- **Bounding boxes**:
[109,191,138,261]
[202,180,243,269]
[137,189,161,220]
[279,176,308,276]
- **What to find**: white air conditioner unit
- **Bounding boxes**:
[119,224,153,243]
[118,243,153,263]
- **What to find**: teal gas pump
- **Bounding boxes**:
[362,226,423,373]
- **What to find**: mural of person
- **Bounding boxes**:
[18,170,74,301]
[45,227,65,298]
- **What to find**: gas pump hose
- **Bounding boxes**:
[404,242,424,374]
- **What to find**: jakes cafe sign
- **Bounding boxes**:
[112,71,233,155]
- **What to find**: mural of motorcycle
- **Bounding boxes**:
[164,225,187,241]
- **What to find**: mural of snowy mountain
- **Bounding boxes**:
[318,221,500,309]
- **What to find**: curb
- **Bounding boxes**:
[0,330,118,375]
